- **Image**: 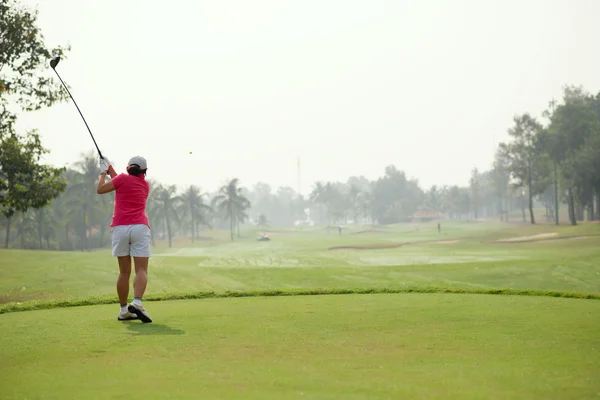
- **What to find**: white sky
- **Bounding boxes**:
[17,0,600,195]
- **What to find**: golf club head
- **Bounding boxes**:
[50,56,61,69]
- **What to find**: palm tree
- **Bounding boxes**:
[212,178,251,241]
[235,188,251,238]
[146,179,164,246]
[236,203,250,238]
[193,195,213,239]
[65,152,105,250]
[178,185,213,242]
[48,169,79,250]
[50,180,74,250]
[64,174,105,251]
[309,181,326,224]
[155,184,180,247]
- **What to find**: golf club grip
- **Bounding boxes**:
[53,70,104,159]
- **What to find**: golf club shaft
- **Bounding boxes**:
[52,69,104,159]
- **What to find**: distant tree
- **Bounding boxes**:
[370,165,423,224]
[346,176,371,193]
[65,152,109,250]
[543,86,600,224]
[33,206,59,249]
[490,150,511,221]
[424,185,443,211]
[347,184,362,223]
[212,178,251,241]
[145,179,163,245]
[323,182,346,223]
[249,182,273,222]
[155,185,180,247]
[257,214,269,230]
[178,185,212,242]
[309,181,327,224]
[499,114,549,224]
[469,169,480,219]
[0,132,66,247]
[360,190,373,224]
[235,191,251,238]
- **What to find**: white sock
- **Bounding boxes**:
[132,298,142,306]
[120,305,128,314]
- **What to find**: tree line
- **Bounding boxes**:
[0,152,254,250]
[498,86,600,225]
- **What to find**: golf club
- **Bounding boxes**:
[50,56,104,159]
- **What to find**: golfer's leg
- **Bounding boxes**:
[133,257,148,299]
[129,257,152,322]
[112,225,131,304]
[116,256,132,305]
[131,224,151,299]
[128,224,152,322]
[112,225,137,320]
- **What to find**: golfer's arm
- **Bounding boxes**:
[108,165,117,179]
[97,173,116,194]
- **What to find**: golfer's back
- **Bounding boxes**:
[110,173,150,228]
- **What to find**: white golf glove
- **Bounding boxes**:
[99,157,111,174]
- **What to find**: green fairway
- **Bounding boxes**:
[1,221,599,304]
[2,221,599,399]
[1,293,599,399]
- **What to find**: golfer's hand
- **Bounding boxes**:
[99,158,111,174]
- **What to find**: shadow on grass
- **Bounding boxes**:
[126,322,185,336]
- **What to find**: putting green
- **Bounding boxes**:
[1,293,599,399]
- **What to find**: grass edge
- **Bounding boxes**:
[1,286,599,315]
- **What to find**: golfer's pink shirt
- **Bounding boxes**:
[110,173,150,228]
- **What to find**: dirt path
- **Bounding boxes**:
[528,235,598,243]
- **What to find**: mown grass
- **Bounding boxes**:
[1,293,599,399]
[1,221,599,304]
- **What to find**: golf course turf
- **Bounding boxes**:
[1,293,599,399]
[1,221,599,398]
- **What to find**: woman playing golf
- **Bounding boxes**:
[97,156,153,323]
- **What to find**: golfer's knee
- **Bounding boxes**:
[133,257,149,273]
[119,269,131,278]
[135,268,147,277]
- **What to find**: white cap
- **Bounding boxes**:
[128,156,147,169]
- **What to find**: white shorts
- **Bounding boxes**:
[111,224,151,257]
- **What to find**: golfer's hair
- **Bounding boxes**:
[127,164,147,177]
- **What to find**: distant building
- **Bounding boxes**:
[411,207,445,222]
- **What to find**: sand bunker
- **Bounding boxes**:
[329,243,403,251]
[495,233,558,243]
[329,239,461,251]
[530,235,598,243]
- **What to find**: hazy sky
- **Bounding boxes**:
[17,0,600,195]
